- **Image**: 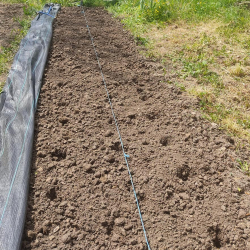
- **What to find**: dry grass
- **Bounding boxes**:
[143,21,250,141]
[229,64,246,77]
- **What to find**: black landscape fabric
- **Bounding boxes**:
[0,4,60,250]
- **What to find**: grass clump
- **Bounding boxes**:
[140,0,171,22]
[229,64,246,77]
[82,0,118,7]
[237,159,250,176]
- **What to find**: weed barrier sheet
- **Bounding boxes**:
[0,4,60,250]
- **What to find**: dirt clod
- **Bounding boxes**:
[160,136,169,146]
[27,230,36,240]
[114,217,125,226]
[83,163,93,172]
[238,209,246,219]
[105,130,113,137]
[61,233,72,244]
[59,117,69,124]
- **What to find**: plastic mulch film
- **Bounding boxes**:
[0,4,60,250]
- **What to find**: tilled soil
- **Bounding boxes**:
[22,7,250,250]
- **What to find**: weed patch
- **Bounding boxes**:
[237,159,250,176]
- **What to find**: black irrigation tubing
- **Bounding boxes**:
[80,5,152,250]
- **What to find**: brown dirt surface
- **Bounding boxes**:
[0,3,23,49]
[22,7,250,250]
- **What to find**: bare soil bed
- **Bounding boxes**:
[22,7,250,250]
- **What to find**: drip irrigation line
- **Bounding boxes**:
[81,7,151,250]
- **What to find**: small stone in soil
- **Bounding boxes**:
[105,130,113,137]
[124,224,133,230]
[114,217,125,226]
[83,163,93,172]
[59,117,69,124]
[221,205,226,211]
[53,226,60,233]
[111,208,120,217]
[238,209,246,219]
[27,230,36,239]
[104,155,115,163]
[61,233,72,244]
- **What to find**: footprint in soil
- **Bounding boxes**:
[50,147,67,160]
[208,224,223,248]
[176,164,190,181]
[46,187,57,200]
[109,141,121,151]
[160,135,170,146]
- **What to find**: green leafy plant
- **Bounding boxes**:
[142,0,170,22]
[136,35,148,45]
[237,159,250,176]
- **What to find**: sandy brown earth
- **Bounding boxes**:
[22,7,250,250]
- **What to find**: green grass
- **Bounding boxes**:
[3,0,77,11]
[237,159,250,176]
[109,0,250,41]
[108,0,250,142]
[3,0,115,9]
[83,0,119,7]
[110,0,250,26]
